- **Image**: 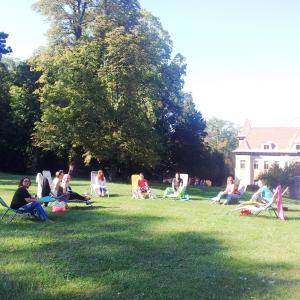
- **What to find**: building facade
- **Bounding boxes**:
[234,120,300,185]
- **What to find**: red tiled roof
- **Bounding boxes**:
[236,127,300,150]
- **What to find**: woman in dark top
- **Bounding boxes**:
[163,173,183,197]
[10,177,49,221]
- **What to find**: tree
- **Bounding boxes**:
[31,12,162,169]
[0,32,12,60]
[33,0,101,43]
[205,117,240,174]
[32,0,209,177]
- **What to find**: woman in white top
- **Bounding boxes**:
[52,170,64,197]
[94,170,107,197]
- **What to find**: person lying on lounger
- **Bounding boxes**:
[60,174,92,205]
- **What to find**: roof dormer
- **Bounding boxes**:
[262,141,276,150]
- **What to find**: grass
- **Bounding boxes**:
[0,172,300,300]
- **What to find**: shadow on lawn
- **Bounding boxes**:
[0,210,298,300]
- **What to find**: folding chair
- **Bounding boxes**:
[42,170,54,190]
[0,197,30,224]
[164,173,190,201]
[237,180,248,197]
[230,185,285,219]
[131,174,155,199]
[90,171,109,197]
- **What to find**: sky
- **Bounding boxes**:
[1,0,300,127]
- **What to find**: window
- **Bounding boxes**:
[254,160,258,169]
[240,160,245,169]
[264,161,269,170]
[296,144,300,150]
[263,144,270,150]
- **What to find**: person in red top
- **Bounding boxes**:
[136,173,150,198]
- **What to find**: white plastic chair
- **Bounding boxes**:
[90,171,109,197]
[36,173,43,198]
[42,170,54,190]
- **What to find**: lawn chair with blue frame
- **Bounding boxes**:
[0,196,31,224]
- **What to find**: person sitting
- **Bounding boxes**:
[163,172,183,197]
[211,176,240,204]
[60,174,92,204]
[94,170,107,197]
[250,179,273,204]
[136,173,150,199]
[52,170,64,197]
[10,177,49,221]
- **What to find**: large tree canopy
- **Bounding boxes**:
[0,0,214,178]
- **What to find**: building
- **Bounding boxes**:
[234,120,300,185]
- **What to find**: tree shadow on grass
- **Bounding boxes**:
[0,210,298,300]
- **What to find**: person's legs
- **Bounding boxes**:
[68,191,86,201]
[136,187,145,199]
[223,194,240,205]
[20,202,48,221]
[99,187,106,197]
[163,187,173,197]
[212,192,224,202]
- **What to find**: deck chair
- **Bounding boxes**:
[42,170,54,190]
[131,174,155,199]
[164,173,190,201]
[230,185,285,219]
[212,180,247,204]
[90,171,109,197]
[36,173,43,198]
[237,180,247,197]
[0,197,30,224]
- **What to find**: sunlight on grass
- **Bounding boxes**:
[1,172,300,299]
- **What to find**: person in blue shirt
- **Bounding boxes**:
[251,179,273,203]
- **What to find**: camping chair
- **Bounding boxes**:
[229,180,248,203]
[0,196,30,224]
[230,185,285,219]
[131,174,155,199]
[42,170,54,190]
[237,180,247,197]
[90,171,109,197]
[36,173,43,198]
[164,173,190,201]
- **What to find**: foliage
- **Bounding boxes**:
[0,1,215,180]
[257,163,300,189]
[0,32,12,60]
[205,117,240,174]
[32,0,208,176]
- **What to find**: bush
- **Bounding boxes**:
[257,163,300,189]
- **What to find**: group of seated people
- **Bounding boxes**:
[211,176,273,205]
[134,172,185,199]
[10,169,94,222]
[52,170,92,204]
[10,169,276,222]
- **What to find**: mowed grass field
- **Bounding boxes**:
[0,172,300,300]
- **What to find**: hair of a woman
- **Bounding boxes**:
[18,176,31,187]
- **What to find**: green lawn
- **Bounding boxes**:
[0,172,300,300]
